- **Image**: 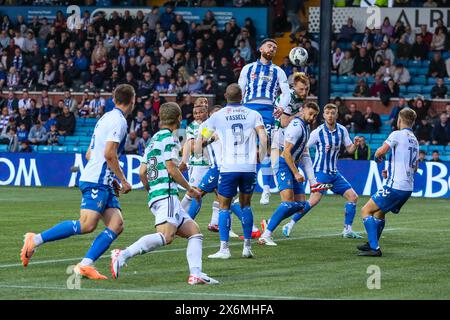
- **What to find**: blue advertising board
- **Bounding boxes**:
[1,153,449,199]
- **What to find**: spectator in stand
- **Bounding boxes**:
[338,50,354,76]
[43,111,58,132]
[149,90,166,115]
[424,0,438,8]
[137,130,151,156]
[159,40,175,61]
[237,39,252,63]
[0,106,10,134]
[15,107,32,131]
[353,136,371,160]
[124,131,139,154]
[285,0,302,42]
[354,47,373,78]
[28,119,47,145]
[187,75,203,94]
[419,24,433,48]
[334,97,349,125]
[432,112,450,145]
[7,66,20,90]
[89,90,105,117]
[415,117,433,145]
[353,79,370,97]
[430,150,442,162]
[339,17,356,42]
[377,58,395,82]
[216,57,235,85]
[418,150,427,163]
[52,64,72,92]
[0,127,18,152]
[393,63,411,86]
[56,106,75,136]
[363,106,381,133]
[370,74,385,98]
[428,52,447,78]
[19,140,32,152]
[412,97,429,126]
[213,38,232,64]
[410,35,428,61]
[17,123,28,144]
[381,78,400,106]
[431,78,448,99]
[46,124,60,146]
[344,103,364,133]
[389,97,408,131]
[231,49,246,78]
[203,76,218,95]
[381,17,394,39]
[181,94,194,124]
[430,27,446,51]
[154,76,169,93]
[375,41,395,66]
[332,47,344,74]
[372,28,386,50]
[396,34,412,60]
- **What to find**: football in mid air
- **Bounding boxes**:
[289,47,308,66]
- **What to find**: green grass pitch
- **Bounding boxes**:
[0,186,449,300]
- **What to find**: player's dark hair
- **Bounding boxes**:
[210,104,222,112]
[305,102,320,113]
[113,84,135,107]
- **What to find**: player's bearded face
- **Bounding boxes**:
[304,109,318,124]
[294,82,308,99]
[261,43,277,60]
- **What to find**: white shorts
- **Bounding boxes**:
[271,127,285,150]
[150,196,191,228]
[189,165,210,187]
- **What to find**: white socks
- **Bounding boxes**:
[262,230,272,238]
[210,201,219,225]
[244,239,251,248]
[122,232,166,260]
[220,241,229,252]
[252,224,259,232]
[34,234,43,247]
[187,234,203,276]
[288,220,296,228]
[263,185,270,193]
[80,258,94,266]
[181,195,192,213]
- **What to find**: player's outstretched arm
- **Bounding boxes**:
[374,143,391,161]
[300,148,317,185]
[166,160,201,202]
[345,136,360,155]
[104,141,131,194]
[139,163,150,192]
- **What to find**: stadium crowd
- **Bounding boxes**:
[0,3,449,157]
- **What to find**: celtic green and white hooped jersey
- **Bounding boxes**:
[275,88,306,119]
[186,120,209,166]
[142,128,181,207]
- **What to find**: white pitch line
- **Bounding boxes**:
[0,228,401,269]
[0,284,335,300]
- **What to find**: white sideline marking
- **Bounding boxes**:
[0,284,332,300]
[0,228,401,269]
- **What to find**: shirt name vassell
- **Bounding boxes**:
[226,114,247,121]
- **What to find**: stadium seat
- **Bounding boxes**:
[365,76,375,84]
[84,118,98,125]
[408,67,418,75]
[400,86,407,94]
[64,136,80,144]
[67,146,82,153]
[443,52,450,60]
[416,68,428,76]
[444,78,450,86]
[440,155,450,162]
[396,59,408,67]
[37,145,53,153]
[78,137,92,144]
[0,145,8,152]
[53,146,68,153]
[338,76,353,84]
[407,60,422,68]
[380,115,389,121]
[347,84,355,92]
[431,145,445,152]
[422,60,430,67]
[331,84,347,92]
[411,76,427,85]
[331,92,345,98]
[331,75,338,83]
[407,85,422,94]
[371,133,387,140]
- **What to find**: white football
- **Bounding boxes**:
[289,47,308,66]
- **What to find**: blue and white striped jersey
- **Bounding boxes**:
[238,60,290,110]
[309,123,353,174]
[283,117,310,163]
[79,108,127,186]
[384,128,419,191]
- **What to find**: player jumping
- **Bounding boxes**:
[238,38,291,206]
[282,103,363,239]
[111,102,218,284]
[20,84,135,279]
[258,102,320,246]
[204,84,267,259]
[357,108,418,257]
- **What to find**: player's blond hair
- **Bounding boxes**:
[160,102,181,125]
[399,107,417,127]
[323,103,338,112]
[293,72,309,86]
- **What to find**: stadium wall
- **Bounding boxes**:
[1,152,449,198]
[309,7,450,33]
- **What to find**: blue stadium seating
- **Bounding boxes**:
[78,137,92,144]
[338,76,354,84]
[407,85,422,94]
[64,136,80,144]
[416,68,429,76]
[0,145,8,152]
[53,146,68,153]
[407,60,422,68]
[411,76,427,85]
[37,145,53,152]
[422,85,434,94]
